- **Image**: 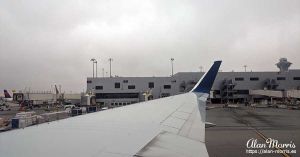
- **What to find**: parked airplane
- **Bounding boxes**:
[0,61,222,157]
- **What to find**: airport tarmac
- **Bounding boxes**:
[1,103,299,156]
[206,106,300,157]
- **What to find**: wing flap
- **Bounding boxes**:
[179,107,205,142]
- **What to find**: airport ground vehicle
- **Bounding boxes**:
[0,105,11,111]
[64,105,76,110]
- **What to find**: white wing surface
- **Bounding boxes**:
[0,61,221,157]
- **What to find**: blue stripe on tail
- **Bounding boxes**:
[191,61,222,93]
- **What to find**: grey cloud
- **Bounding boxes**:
[0,0,299,92]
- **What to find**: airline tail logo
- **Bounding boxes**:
[4,90,12,98]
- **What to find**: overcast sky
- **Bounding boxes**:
[0,0,299,92]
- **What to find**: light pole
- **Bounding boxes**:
[102,68,104,77]
[95,60,98,78]
[170,58,174,77]
[199,66,203,72]
[90,58,96,78]
[108,58,113,77]
[243,65,247,72]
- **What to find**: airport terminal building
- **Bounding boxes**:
[87,58,300,107]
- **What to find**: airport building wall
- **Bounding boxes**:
[87,69,300,106]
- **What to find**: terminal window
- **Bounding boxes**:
[294,77,300,80]
[164,85,171,89]
[277,77,286,80]
[250,77,259,81]
[236,90,249,95]
[96,93,139,99]
[95,86,103,90]
[128,85,135,89]
[149,82,154,88]
[235,77,244,81]
[161,93,170,97]
[115,82,121,88]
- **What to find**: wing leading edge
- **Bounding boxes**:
[0,61,222,157]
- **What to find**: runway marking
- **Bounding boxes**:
[254,128,291,157]
[230,109,292,157]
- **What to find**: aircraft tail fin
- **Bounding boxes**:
[4,90,12,98]
[191,60,222,93]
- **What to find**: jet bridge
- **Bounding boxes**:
[249,90,283,98]
[286,90,300,98]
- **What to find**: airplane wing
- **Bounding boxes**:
[0,61,221,157]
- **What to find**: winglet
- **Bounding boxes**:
[191,61,222,93]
